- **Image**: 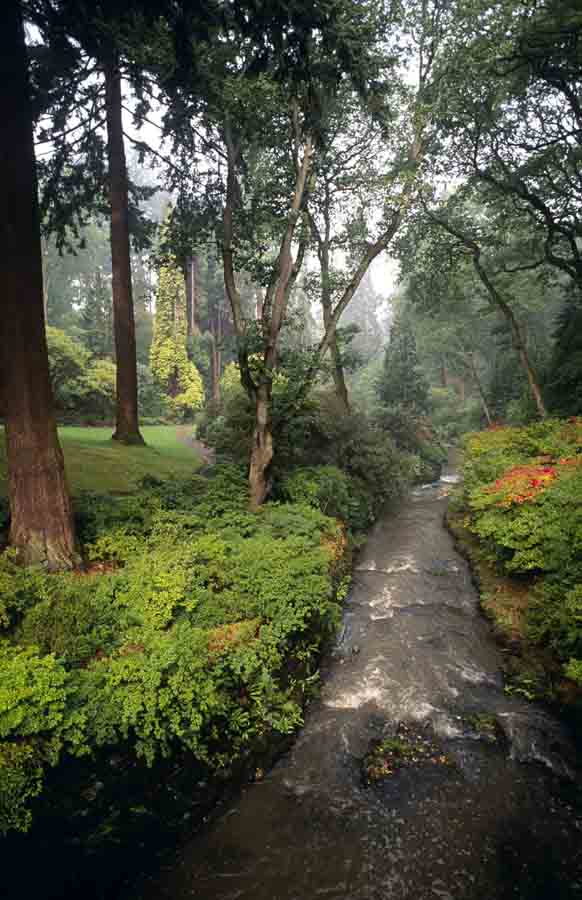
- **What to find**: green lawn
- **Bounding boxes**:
[0,425,203,496]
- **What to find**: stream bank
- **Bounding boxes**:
[129,468,582,900]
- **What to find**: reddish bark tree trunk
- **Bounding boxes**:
[0,1,79,569]
[185,254,200,337]
[249,384,274,510]
[104,54,144,444]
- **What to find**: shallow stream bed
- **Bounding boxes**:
[130,467,582,900]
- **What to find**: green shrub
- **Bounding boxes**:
[461,418,582,686]
[18,575,120,666]
[565,658,582,685]
[0,642,86,833]
[375,403,446,482]
[0,467,345,832]
[282,466,353,522]
[528,583,582,662]
[0,551,46,633]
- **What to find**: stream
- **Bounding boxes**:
[130,463,582,900]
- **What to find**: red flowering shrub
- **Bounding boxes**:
[461,421,582,684]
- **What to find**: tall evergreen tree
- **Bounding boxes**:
[26,0,164,444]
[150,256,204,418]
[378,313,430,414]
[0,0,79,568]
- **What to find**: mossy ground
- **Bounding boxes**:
[0,425,202,496]
[362,722,454,784]
[465,713,504,743]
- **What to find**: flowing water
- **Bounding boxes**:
[133,466,582,900]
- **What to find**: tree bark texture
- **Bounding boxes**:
[222,123,313,507]
[471,256,547,418]
[185,254,200,337]
[312,205,351,415]
[466,353,493,426]
[249,384,274,510]
[104,55,144,444]
[0,1,80,569]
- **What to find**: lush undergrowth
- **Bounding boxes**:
[451,418,582,705]
[0,426,202,498]
[199,386,423,533]
[0,466,347,833]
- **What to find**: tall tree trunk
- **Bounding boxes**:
[185,255,193,337]
[0,1,79,569]
[425,212,548,420]
[469,250,547,418]
[517,345,547,418]
[330,336,350,413]
[184,254,201,338]
[209,333,220,406]
[440,358,448,388]
[324,310,350,413]
[222,118,313,508]
[249,383,274,510]
[104,54,144,444]
[310,202,350,414]
[209,302,223,406]
[466,353,493,426]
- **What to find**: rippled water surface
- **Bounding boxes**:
[134,468,582,900]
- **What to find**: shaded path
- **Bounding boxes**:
[135,473,582,900]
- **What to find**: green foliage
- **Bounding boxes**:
[461,418,582,683]
[0,550,46,633]
[528,584,582,663]
[46,326,90,411]
[150,259,205,419]
[282,466,353,522]
[565,658,582,686]
[377,314,429,414]
[0,643,70,742]
[0,466,344,832]
[0,642,85,833]
[202,383,416,530]
[18,576,120,667]
[545,298,582,417]
[429,387,481,441]
[0,741,45,834]
[77,358,116,421]
[375,404,446,483]
[46,327,117,422]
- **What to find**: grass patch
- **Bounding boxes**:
[0,426,202,496]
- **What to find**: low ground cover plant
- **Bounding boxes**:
[460,418,582,686]
[0,466,346,833]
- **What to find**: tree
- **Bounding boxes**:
[150,255,205,419]
[434,0,582,296]
[0,0,79,569]
[104,46,143,442]
[26,0,163,444]
[378,312,430,414]
[156,0,454,505]
[411,190,549,417]
[305,89,393,412]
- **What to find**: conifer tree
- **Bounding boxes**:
[150,257,204,419]
[0,0,79,568]
[378,313,430,414]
